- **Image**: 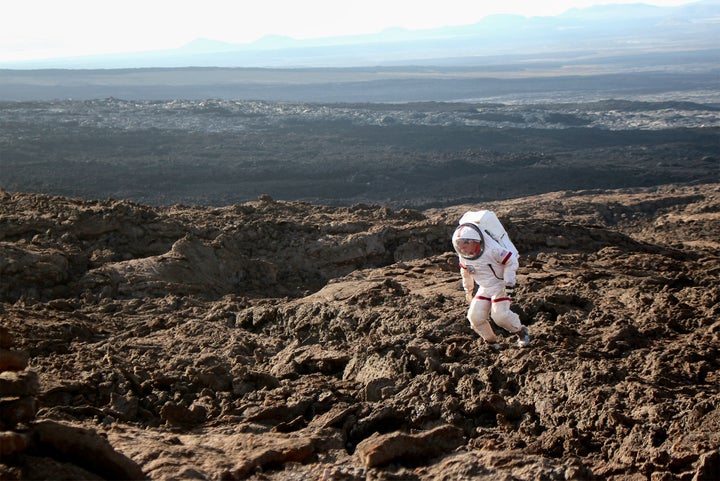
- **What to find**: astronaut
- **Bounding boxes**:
[452,222,530,348]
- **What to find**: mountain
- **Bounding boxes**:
[2,0,719,69]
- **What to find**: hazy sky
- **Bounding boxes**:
[0,0,700,62]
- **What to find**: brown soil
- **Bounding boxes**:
[1,183,719,480]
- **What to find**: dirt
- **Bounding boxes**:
[0,182,719,480]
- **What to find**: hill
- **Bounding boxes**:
[2,1,718,70]
[1,2,718,105]
[1,183,718,479]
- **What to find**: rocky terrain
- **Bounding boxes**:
[0,182,718,480]
[1,99,718,207]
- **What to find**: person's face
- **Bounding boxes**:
[457,239,481,257]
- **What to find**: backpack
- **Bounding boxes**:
[458,210,519,258]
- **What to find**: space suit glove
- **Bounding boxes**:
[465,290,474,304]
[504,285,516,298]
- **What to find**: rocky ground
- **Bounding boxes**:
[0,182,719,480]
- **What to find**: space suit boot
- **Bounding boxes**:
[516,327,530,347]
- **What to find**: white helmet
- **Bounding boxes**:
[452,223,484,260]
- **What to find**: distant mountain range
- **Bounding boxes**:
[3,0,719,69]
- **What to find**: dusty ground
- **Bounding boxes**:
[1,182,719,480]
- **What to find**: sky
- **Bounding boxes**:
[0,0,701,63]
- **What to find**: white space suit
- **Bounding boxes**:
[452,220,530,347]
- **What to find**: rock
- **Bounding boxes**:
[0,244,73,299]
[0,396,37,430]
[0,371,39,398]
[0,184,718,480]
[0,327,146,478]
[221,434,315,479]
[159,401,208,427]
[33,420,147,480]
[693,450,720,481]
[79,233,278,298]
[355,424,465,468]
[0,348,29,372]
[0,327,14,349]
[0,431,29,457]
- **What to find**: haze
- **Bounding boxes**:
[0,0,701,63]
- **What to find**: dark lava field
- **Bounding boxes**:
[0,98,718,208]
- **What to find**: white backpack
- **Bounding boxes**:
[458,210,519,258]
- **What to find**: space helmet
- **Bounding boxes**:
[452,223,484,260]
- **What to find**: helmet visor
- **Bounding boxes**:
[452,223,484,260]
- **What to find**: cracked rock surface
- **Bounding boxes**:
[0,183,718,480]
